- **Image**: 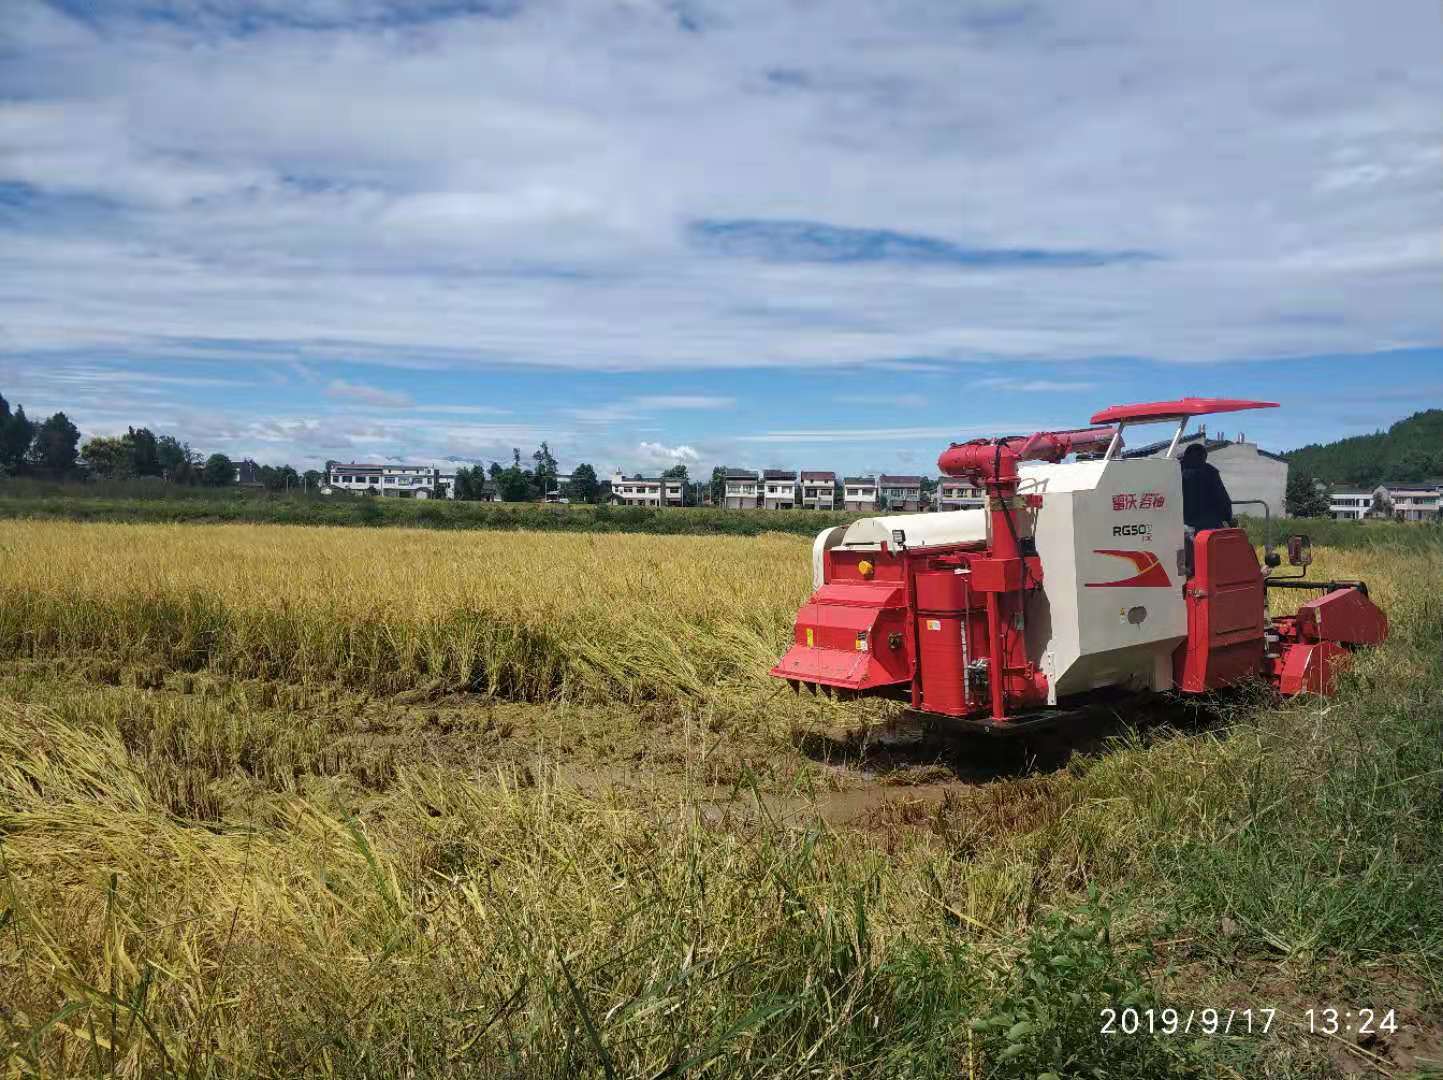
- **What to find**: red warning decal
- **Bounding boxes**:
[1085,549,1171,589]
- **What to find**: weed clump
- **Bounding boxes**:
[968,895,1202,1078]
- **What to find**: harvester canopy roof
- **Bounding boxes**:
[1090,397,1279,425]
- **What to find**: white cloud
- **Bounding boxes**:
[833,392,930,409]
[976,377,1098,392]
[2,0,1435,477]
[562,393,735,424]
[0,0,1438,379]
[630,395,735,410]
[637,440,700,464]
[410,404,513,416]
[738,423,1039,444]
[325,379,412,407]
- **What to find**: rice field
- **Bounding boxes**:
[0,522,811,702]
[1,520,1440,1078]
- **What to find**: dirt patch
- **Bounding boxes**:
[1155,952,1443,1078]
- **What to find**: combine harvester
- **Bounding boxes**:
[772,398,1388,730]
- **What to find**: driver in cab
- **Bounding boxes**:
[1180,443,1235,531]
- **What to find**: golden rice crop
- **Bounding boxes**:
[0,521,814,702]
[1,519,1433,704]
[0,520,1439,1076]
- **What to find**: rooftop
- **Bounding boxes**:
[1330,480,1443,495]
[878,474,923,486]
[1121,431,1287,463]
[842,475,876,485]
[800,470,836,482]
[762,469,797,481]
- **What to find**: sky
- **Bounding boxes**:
[1,0,1440,478]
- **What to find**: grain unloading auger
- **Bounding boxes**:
[772,397,1388,730]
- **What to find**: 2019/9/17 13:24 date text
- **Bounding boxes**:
[1099,1007,1400,1037]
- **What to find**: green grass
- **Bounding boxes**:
[1242,512,1443,553]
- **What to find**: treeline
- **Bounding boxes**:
[0,390,703,504]
[451,443,614,503]
[1285,409,1443,488]
[0,488,857,536]
[450,444,701,504]
[0,397,89,479]
[0,392,321,490]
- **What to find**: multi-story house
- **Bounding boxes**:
[1388,483,1443,520]
[323,462,457,498]
[1331,482,1443,521]
[723,469,761,509]
[936,477,985,511]
[763,469,797,509]
[842,476,877,512]
[1124,431,1287,518]
[878,475,923,512]
[609,472,684,507]
[1328,488,1372,520]
[800,471,836,510]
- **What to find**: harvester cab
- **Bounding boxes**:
[771,397,1388,730]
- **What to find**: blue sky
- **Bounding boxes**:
[1,0,1440,476]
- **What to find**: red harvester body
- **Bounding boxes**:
[771,398,1387,729]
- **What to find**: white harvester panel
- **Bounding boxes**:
[1019,457,1187,701]
[811,509,988,589]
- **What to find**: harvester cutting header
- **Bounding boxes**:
[772,398,1387,729]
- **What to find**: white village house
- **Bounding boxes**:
[842,476,877,512]
[609,471,684,507]
[1330,482,1443,521]
[322,462,458,498]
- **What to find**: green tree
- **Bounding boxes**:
[1392,449,1433,483]
[568,463,600,504]
[80,435,135,479]
[498,465,532,502]
[453,465,489,500]
[256,464,298,491]
[1369,489,1393,519]
[29,412,81,476]
[662,464,693,506]
[156,435,198,483]
[126,427,162,477]
[0,395,36,475]
[302,469,323,490]
[709,466,727,506]
[1285,470,1329,518]
[919,476,937,509]
[532,441,559,496]
[487,461,503,481]
[202,453,236,487]
[1285,409,1443,486]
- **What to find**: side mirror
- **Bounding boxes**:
[1287,534,1312,567]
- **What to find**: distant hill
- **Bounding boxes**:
[1284,409,1443,488]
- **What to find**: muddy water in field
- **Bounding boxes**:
[556,692,1233,830]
